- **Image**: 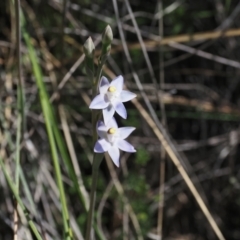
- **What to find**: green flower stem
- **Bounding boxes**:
[91,58,106,143]
[94,61,104,91]
[15,110,22,190]
[85,168,98,240]
[86,82,102,240]
[85,153,103,240]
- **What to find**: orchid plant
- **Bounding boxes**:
[84,25,136,240]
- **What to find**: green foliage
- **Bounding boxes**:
[172,23,183,35]
[124,109,141,128]
[225,0,232,13]
[130,49,143,68]
[136,147,150,167]
[126,173,149,194]
[136,17,148,26]
[124,173,152,234]
[192,11,213,18]
[165,5,187,34]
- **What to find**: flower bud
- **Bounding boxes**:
[102,25,113,45]
[83,37,95,57]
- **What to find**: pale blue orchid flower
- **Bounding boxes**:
[89,76,136,124]
[94,118,136,167]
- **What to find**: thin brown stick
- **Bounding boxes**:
[60,0,69,55]
[168,41,240,69]
[13,201,18,240]
[145,93,240,116]
[111,28,240,52]
[157,0,166,238]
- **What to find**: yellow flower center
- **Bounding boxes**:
[107,128,116,134]
[108,86,116,93]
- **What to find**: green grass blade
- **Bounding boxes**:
[23,29,73,240]
[14,0,25,193]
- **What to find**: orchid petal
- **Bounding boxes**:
[107,117,118,129]
[108,146,120,167]
[103,105,115,124]
[117,139,136,153]
[100,76,109,87]
[89,94,108,109]
[94,139,110,153]
[99,76,109,94]
[115,102,127,119]
[110,75,123,91]
[118,127,135,139]
[120,90,136,102]
[97,121,105,128]
[97,121,107,139]
[100,85,109,95]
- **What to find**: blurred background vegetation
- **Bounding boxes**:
[1,0,240,239]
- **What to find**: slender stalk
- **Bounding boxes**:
[157,159,165,237]
[91,61,104,143]
[85,65,104,239]
[60,0,68,56]
[14,115,21,240]
[85,164,99,240]
[14,0,24,192]
[157,0,166,238]
[14,1,25,239]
